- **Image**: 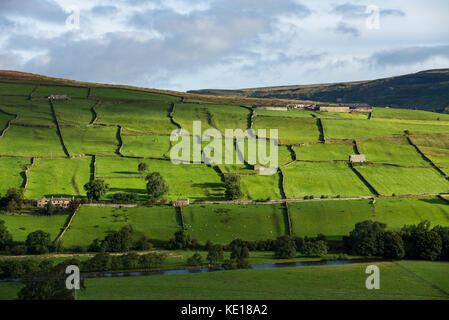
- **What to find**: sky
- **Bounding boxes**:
[0,0,448,91]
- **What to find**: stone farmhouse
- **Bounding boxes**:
[349,154,366,163]
[47,94,70,100]
[36,197,74,209]
[173,199,190,206]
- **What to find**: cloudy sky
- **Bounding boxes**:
[1,0,448,91]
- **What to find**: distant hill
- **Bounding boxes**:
[188,69,449,113]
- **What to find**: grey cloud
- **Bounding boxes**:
[0,0,68,23]
[334,22,360,37]
[369,45,449,67]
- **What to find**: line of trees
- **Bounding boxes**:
[344,220,449,261]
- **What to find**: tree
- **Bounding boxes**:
[168,230,192,250]
[100,226,135,252]
[224,175,243,200]
[0,219,13,251]
[343,220,386,256]
[432,226,449,261]
[83,179,109,202]
[187,252,203,266]
[0,188,25,211]
[138,162,149,175]
[26,230,51,248]
[229,239,249,260]
[380,231,405,259]
[302,240,328,257]
[207,245,224,264]
[45,201,54,216]
[145,172,169,200]
[274,235,296,259]
[401,221,442,260]
[68,199,81,214]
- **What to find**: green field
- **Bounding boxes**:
[52,99,96,125]
[289,197,449,239]
[240,174,282,200]
[25,158,91,198]
[90,87,181,102]
[61,126,118,156]
[0,214,68,242]
[174,103,249,134]
[373,107,449,121]
[62,206,180,248]
[121,135,172,159]
[0,126,65,157]
[0,96,54,126]
[409,134,449,170]
[0,82,35,95]
[70,261,448,299]
[357,136,428,166]
[0,157,28,195]
[254,116,321,145]
[283,162,372,198]
[96,100,177,134]
[0,112,14,133]
[95,157,225,201]
[356,165,449,195]
[183,204,287,244]
[34,86,88,99]
[295,142,355,161]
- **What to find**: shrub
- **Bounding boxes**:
[187,252,203,266]
[11,245,28,256]
[274,235,296,259]
[111,193,138,204]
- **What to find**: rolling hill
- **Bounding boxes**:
[188,69,449,113]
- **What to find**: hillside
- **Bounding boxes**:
[0,71,449,250]
[189,69,449,113]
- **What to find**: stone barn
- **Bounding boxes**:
[253,105,288,111]
[47,94,69,100]
[349,154,366,163]
[36,197,74,209]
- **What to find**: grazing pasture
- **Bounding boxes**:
[356,165,449,195]
[295,141,355,161]
[239,174,283,200]
[356,136,428,166]
[0,126,65,157]
[90,87,181,102]
[0,158,29,195]
[25,158,91,198]
[183,204,287,244]
[96,100,177,134]
[372,107,449,121]
[283,162,372,198]
[289,197,449,240]
[62,206,180,248]
[254,117,320,145]
[0,214,68,242]
[34,85,88,99]
[174,103,249,134]
[0,83,35,95]
[75,262,449,300]
[121,135,172,159]
[61,126,118,156]
[52,99,97,125]
[0,96,54,126]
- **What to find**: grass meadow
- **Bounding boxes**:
[239,174,283,200]
[0,83,35,95]
[52,99,97,126]
[295,141,355,161]
[0,158,28,195]
[96,100,177,135]
[90,87,181,102]
[183,204,288,244]
[0,126,65,157]
[25,158,91,198]
[121,135,172,159]
[283,162,373,198]
[0,214,68,242]
[61,126,118,156]
[0,96,54,127]
[62,206,181,248]
[356,165,449,195]
[73,261,449,300]
[34,86,88,99]
[254,116,321,145]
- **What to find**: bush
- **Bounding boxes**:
[380,231,405,259]
[274,235,296,259]
[11,245,28,256]
[111,192,138,204]
[302,240,328,257]
[187,252,203,266]
[343,220,386,256]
